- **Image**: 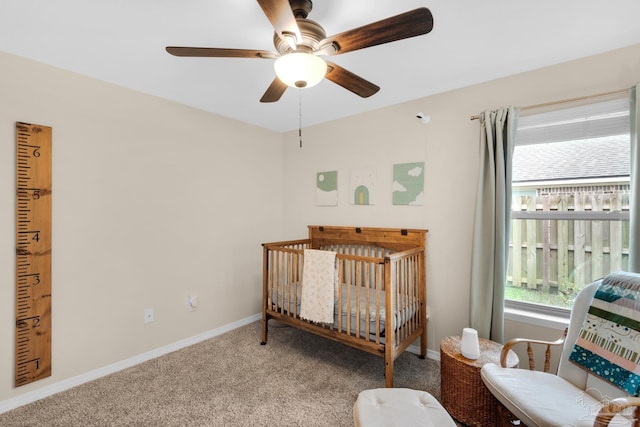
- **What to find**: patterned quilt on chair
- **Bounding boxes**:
[569,272,640,396]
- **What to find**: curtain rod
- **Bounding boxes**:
[469,88,628,121]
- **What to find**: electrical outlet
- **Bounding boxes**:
[426,306,431,320]
[144,308,154,323]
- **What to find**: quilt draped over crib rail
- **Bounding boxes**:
[300,249,337,324]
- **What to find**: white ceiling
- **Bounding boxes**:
[2,1,640,132]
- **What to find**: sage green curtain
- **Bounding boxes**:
[469,106,519,343]
[630,85,640,273]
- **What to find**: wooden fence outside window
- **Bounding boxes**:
[507,188,630,295]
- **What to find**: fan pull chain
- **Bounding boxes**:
[298,90,303,148]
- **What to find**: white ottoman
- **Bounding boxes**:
[354,388,456,427]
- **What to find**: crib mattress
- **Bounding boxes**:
[271,282,416,335]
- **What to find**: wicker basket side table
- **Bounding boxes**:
[440,335,519,427]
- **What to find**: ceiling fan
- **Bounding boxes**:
[166,0,434,103]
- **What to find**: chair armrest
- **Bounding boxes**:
[594,396,640,426]
[500,328,567,371]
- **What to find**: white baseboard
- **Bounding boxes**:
[1,314,439,414]
[0,313,261,415]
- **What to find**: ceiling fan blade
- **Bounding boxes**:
[320,8,433,56]
[166,47,278,59]
[256,0,302,50]
[260,77,288,103]
[325,62,379,98]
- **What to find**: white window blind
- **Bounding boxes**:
[516,97,630,146]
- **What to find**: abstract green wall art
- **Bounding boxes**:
[393,162,424,205]
[316,171,338,206]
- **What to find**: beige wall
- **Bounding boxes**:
[281,44,640,355]
[0,52,284,401]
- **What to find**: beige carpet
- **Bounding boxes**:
[0,321,449,426]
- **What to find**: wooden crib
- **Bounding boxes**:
[261,225,428,387]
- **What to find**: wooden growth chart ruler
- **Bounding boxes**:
[15,122,52,387]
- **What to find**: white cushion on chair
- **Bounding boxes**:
[353,388,456,427]
[481,363,633,427]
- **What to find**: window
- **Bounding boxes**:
[507,97,631,314]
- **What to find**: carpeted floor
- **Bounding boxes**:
[0,321,453,426]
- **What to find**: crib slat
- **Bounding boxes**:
[364,259,371,338]
[336,259,343,333]
[375,263,382,343]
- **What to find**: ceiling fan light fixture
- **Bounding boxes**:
[274,52,327,89]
